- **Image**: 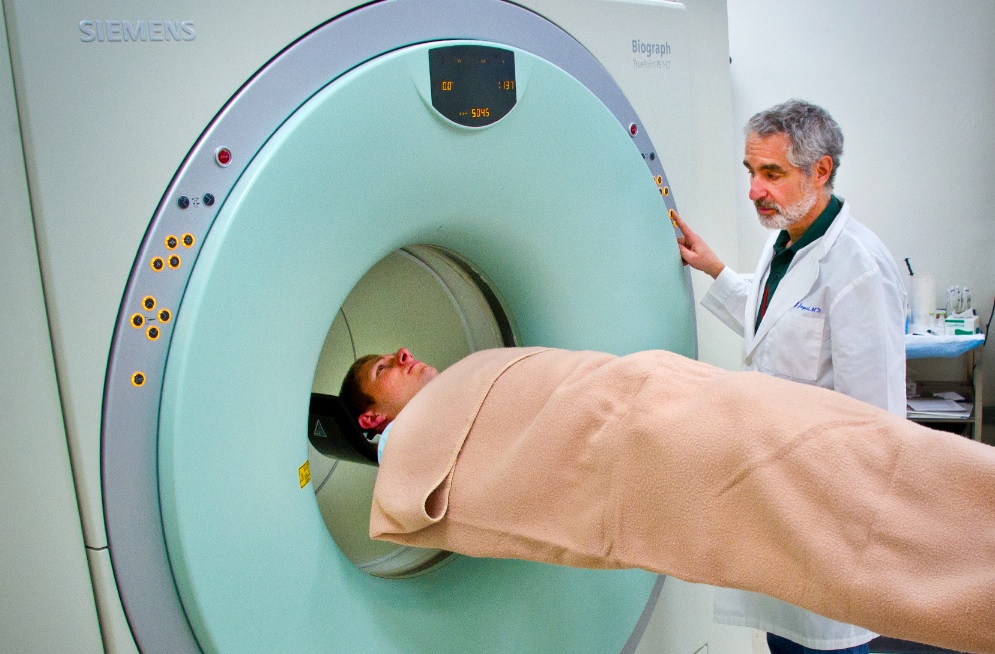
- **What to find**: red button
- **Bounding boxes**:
[215,147,232,167]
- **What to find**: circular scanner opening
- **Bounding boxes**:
[308,245,515,578]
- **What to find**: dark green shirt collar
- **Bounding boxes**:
[772,195,842,255]
[756,195,842,330]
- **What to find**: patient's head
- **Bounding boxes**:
[339,347,438,434]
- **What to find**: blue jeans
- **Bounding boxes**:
[767,633,870,654]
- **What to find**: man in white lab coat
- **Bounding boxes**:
[676,99,907,653]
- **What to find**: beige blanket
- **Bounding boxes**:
[370,347,995,653]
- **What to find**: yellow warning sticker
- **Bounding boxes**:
[298,461,311,488]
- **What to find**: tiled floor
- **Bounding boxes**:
[702,623,768,654]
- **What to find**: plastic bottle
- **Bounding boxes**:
[946,286,961,315]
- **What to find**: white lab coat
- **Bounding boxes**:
[702,201,908,649]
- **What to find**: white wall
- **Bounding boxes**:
[725,0,995,422]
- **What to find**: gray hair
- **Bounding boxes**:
[746,99,844,189]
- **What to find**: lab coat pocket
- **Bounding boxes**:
[762,310,826,382]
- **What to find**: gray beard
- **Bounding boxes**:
[756,187,818,230]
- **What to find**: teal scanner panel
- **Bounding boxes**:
[159,42,693,653]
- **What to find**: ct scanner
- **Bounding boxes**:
[1,1,737,652]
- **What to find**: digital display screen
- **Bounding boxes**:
[429,45,516,127]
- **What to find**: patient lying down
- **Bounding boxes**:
[341,346,995,654]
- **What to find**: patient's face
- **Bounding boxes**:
[358,347,438,422]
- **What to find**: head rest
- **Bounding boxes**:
[308,393,378,466]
